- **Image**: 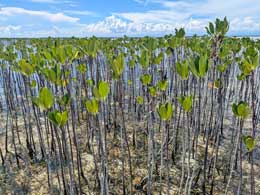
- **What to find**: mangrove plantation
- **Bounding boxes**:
[0,17,259,195]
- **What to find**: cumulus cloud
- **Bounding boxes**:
[0,7,79,23]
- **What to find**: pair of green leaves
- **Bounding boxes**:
[238,46,259,79]
[58,93,71,107]
[111,54,124,79]
[136,96,144,105]
[32,87,54,110]
[232,101,251,119]
[157,80,168,91]
[157,102,173,121]
[214,79,221,89]
[86,81,109,115]
[140,74,152,86]
[85,98,99,115]
[48,110,68,128]
[176,60,189,80]
[149,86,157,97]
[216,59,231,73]
[77,64,87,73]
[139,49,150,69]
[189,54,210,78]
[19,59,35,77]
[93,81,110,101]
[178,95,193,112]
[153,52,163,65]
[41,65,67,86]
[242,135,257,152]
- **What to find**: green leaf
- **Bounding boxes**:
[216,59,231,73]
[232,103,238,116]
[237,103,251,119]
[214,79,221,89]
[153,52,163,65]
[32,87,54,110]
[93,81,110,101]
[209,22,214,34]
[48,111,58,126]
[59,93,71,107]
[43,51,52,61]
[31,80,37,88]
[98,81,109,101]
[189,56,200,78]
[128,80,132,85]
[205,27,211,35]
[129,59,136,68]
[87,79,94,86]
[237,73,246,81]
[199,53,209,77]
[31,97,41,108]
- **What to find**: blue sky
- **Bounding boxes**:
[0,0,260,37]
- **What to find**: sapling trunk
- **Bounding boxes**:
[250,71,256,195]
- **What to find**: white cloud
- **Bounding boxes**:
[133,0,150,6]
[0,7,79,22]
[64,10,96,16]
[29,0,75,3]
[28,0,80,6]
[230,17,260,33]
[115,10,189,24]
[79,16,207,36]
[115,0,260,35]
[0,25,21,37]
[151,0,260,20]
[30,0,57,3]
